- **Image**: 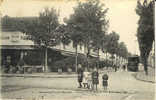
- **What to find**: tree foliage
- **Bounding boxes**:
[66,0,109,52]
[18,8,60,72]
[117,42,128,58]
[6,8,60,47]
[106,31,119,56]
[136,0,154,75]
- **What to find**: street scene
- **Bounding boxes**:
[0,0,155,100]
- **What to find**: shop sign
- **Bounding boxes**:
[0,36,10,40]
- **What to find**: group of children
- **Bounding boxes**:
[77,64,109,91]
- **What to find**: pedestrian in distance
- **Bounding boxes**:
[77,64,83,88]
[102,73,109,91]
[92,67,99,91]
[114,64,117,72]
[123,65,126,71]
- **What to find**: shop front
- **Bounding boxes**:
[0,31,72,73]
[0,31,41,73]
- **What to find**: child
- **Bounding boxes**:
[102,73,109,91]
[83,68,89,88]
[87,69,92,89]
[92,67,99,91]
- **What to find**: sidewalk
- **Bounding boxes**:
[135,67,155,83]
[0,72,77,78]
[0,70,107,78]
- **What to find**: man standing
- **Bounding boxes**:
[77,64,83,88]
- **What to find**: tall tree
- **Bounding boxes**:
[92,32,106,69]
[107,31,119,59]
[117,42,128,65]
[136,0,154,75]
[101,34,110,67]
[19,8,60,72]
[106,31,119,71]
[64,22,84,72]
[66,0,109,69]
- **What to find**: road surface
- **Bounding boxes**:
[1,70,155,100]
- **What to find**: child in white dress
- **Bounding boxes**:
[83,68,89,88]
[87,70,92,89]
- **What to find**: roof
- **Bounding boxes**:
[1,16,38,32]
[0,45,35,50]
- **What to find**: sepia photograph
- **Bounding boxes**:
[0,0,155,100]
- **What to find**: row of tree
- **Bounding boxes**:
[2,0,129,72]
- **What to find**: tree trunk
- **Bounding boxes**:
[97,48,100,71]
[75,45,78,72]
[44,47,48,72]
[144,57,148,75]
[120,57,122,67]
[112,54,117,72]
[86,46,90,69]
[105,52,107,68]
[120,57,122,66]
[115,55,117,68]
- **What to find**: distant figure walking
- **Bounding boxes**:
[114,64,117,72]
[92,67,99,91]
[123,65,126,71]
[77,64,83,88]
[102,73,109,91]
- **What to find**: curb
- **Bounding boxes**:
[1,71,105,78]
[132,73,155,84]
[0,74,77,78]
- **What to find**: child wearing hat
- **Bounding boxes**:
[102,73,109,91]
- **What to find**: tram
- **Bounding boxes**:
[127,55,139,72]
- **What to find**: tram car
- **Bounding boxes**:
[127,55,139,72]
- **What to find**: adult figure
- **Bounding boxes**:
[77,64,83,88]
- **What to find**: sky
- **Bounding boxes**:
[0,0,140,55]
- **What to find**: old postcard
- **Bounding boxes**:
[0,0,155,100]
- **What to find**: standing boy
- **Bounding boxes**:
[102,73,109,91]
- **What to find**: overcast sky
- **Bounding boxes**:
[1,0,140,55]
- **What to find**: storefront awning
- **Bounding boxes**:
[0,45,35,50]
